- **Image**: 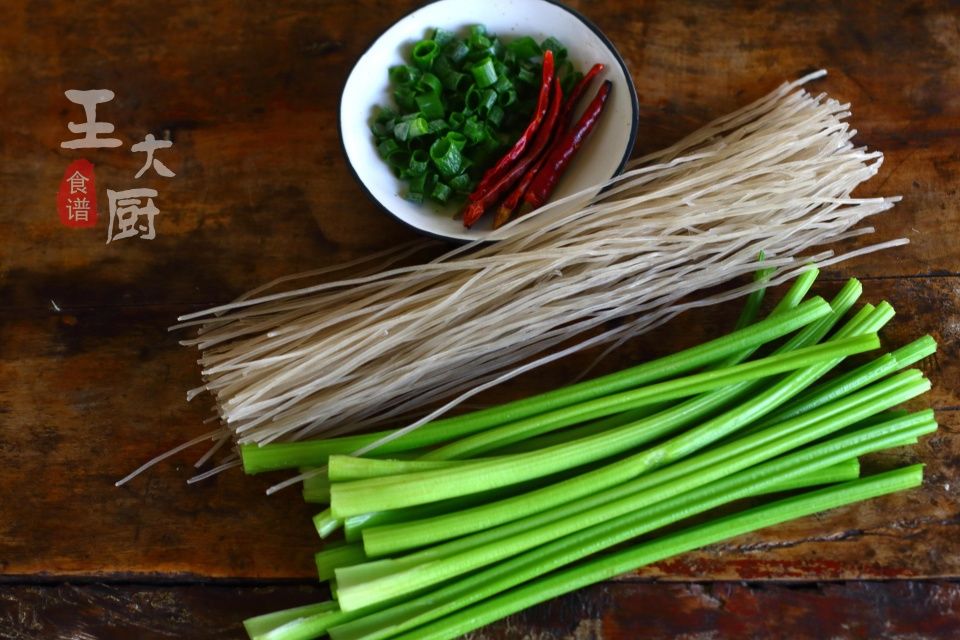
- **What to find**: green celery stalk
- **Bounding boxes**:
[763,335,937,427]
[336,389,930,609]
[330,457,468,482]
[488,268,821,458]
[243,601,339,640]
[356,289,877,549]
[330,334,879,518]
[341,468,591,543]
[302,469,330,504]
[383,466,924,640]
[333,419,931,629]
[732,258,777,331]
[330,333,880,516]
[337,272,831,541]
[755,457,860,494]
[427,277,847,462]
[342,456,862,546]
[316,544,369,581]
[330,334,877,481]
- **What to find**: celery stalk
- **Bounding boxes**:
[383,466,923,640]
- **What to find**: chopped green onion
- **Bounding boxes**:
[517,66,537,85]
[415,92,445,120]
[372,25,574,205]
[447,112,466,130]
[407,172,428,194]
[440,70,469,92]
[444,39,470,64]
[449,173,472,193]
[444,131,467,151]
[507,36,541,59]
[463,118,488,143]
[432,28,454,47]
[376,138,400,159]
[426,119,448,134]
[415,72,443,96]
[385,149,409,173]
[389,65,420,85]
[429,138,463,177]
[468,33,492,52]
[464,84,481,111]
[541,36,567,61]
[446,92,466,113]
[560,69,583,96]
[393,86,417,111]
[478,88,498,114]
[393,117,429,142]
[412,39,440,69]
[470,57,498,88]
[431,182,452,203]
[408,149,429,176]
[497,89,517,107]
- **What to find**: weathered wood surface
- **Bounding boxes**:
[3,581,960,640]
[1,0,959,637]
[2,278,958,580]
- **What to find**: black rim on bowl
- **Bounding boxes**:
[337,0,640,244]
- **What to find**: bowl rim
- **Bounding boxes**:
[338,0,640,244]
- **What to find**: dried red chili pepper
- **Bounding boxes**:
[493,153,548,228]
[494,63,606,227]
[468,50,555,201]
[523,80,612,210]
[463,76,563,228]
[557,63,604,127]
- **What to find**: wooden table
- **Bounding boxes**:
[2,0,958,637]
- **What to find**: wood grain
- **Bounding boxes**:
[2,581,960,640]
[1,0,959,637]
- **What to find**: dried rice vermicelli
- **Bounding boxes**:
[122,70,906,486]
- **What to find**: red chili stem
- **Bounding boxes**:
[523,80,612,210]
[468,50,555,201]
[463,77,563,228]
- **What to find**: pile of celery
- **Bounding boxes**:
[239,268,937,640]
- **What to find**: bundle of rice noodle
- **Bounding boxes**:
[149,70,903,484]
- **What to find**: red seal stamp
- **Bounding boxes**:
[57,159,98,228]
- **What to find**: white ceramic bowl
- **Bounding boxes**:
[340,0,639,242]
